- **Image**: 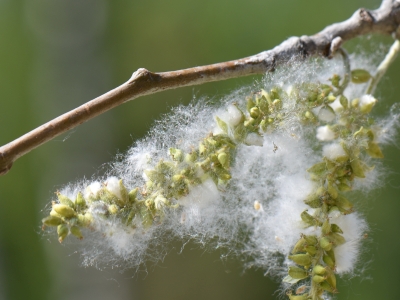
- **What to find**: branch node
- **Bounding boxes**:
[128,68,152,84]
[329,36,343,58]
[359,8,374,23]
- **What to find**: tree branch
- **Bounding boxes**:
[1,0,400,176]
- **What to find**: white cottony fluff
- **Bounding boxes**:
[322,143,347,160]
[54,56,399,285]
[316,125,335,141]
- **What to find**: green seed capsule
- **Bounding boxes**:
[351,98,360,108]
[288,254,312,267]
[217,152,229,168]
[312,275,326,283]
[128,188,139,203]
[339,95,348,109]
[313,265,326,275]
[307,162,326,175]
[335,194,353,212]
[108,204,119,214]
[326,271,337,290]
[246,97,255,112]
[292,237,307,254]
[70,226,83,240]
[57,192,75,208]
[304,194,322,208]
[42,215,64,227]
[77,213,93,227]
[305,245,317,256]
[272,99,282,110]
[75,192,86,211]
[319,237,333,251]
[216,116,228,133]
[330,232,346,246]
[169,148,184,162]
[323,257,335,270]
[301,211,319,226]
[250,107,260,118]
[53,204,76,218]
[321,219,331,235]
[331,224,343,234]
[304,235,318,245]
[288,266,308,279]
[288,294,309,300]
[57,224,69,243]
[337,182,351,192]
[327,183,338,199]
[366,142,384,158]
[319,281,337,293]
[330,74,341,88]
[351,69,371,84]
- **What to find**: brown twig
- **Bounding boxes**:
[1,0,400,176]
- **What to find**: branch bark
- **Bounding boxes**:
[1,0,400,175]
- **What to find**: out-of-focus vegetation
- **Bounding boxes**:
[0,1,399,299]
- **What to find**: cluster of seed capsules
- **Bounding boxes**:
[41,87,289,243]
[286,70,384,300]
[42,68,381,300]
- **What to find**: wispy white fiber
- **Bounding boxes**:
[51,54,399,284]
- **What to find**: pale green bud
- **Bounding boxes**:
[319,237,333,251]
[303,235,318,245]
[108,204,119,214]
[301,210,319,226]
[329,232,346,246]
[288,254,311,267]
[42,215,64,227]
[53,204,76,219]
[119,179,129,204]
[326,183,338,199]
[330,74,341,88]
[288,294,309,300]
[246,97,255,112]
[351,69,371,84]
[326,94,336,103]
[351,98,360,108]
[288,266,308,279]
[217,152,228,168]
[272,99,282,110]
[75,192,86,210]
[70,225,83,240]
[312,275,326,283]
[331,223,343,234]
[307,162,326,175]
[366,142,384,158]
[128,188,139,203]
[312,265,326,275]
[304,245,317,256]
[215,116,228,134]
[250,107,260,118]
[350,159,365,178]
[319,281,337,293]
[335,194,353,212]
[339,95,348,109]
[326,271,337,290]
[323,251,335,268]
[56,192,74,208]
[292,237,306,254]
[57,224,69,243]
[321,219,331,235]
[77,213,93,227]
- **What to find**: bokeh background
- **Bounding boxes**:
[0,0,399,299]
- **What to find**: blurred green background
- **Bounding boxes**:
[0,0,399,299]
